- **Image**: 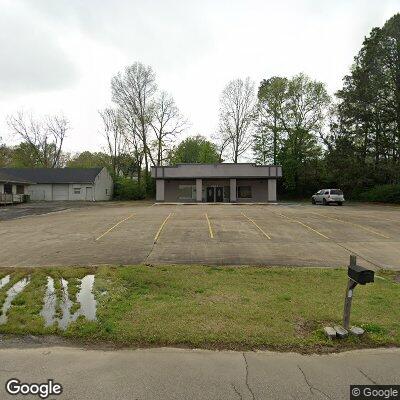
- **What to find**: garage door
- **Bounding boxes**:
[52,184,69,201]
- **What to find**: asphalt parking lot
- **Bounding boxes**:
[0,201,399,269]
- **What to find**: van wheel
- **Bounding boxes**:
[323,198,328,206]
[338,202,343,206]
[312,198,316,205]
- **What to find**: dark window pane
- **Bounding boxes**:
[238,186,252,198]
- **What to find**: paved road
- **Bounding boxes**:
[0,346,399,399]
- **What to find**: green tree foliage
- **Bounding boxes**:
[0,142,14,167]
[255,77,288,164]
[113,177,146,200]
[333,13,400,193]
[256,73,330,196]
[67,151,112,169]
[169,135,220,164]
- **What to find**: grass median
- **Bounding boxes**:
[0,265,399,352]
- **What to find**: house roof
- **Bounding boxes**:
[0,168,103,184]
[0,170,34,184]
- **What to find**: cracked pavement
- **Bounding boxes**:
[0,347,399,399]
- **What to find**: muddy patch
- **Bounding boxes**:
[41,275,97,330]
[294,318,319,337]
[0,275,10,289]
[0,277,30,324]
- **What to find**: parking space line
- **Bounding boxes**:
[241,212,271,239]
[205,213,214,239]
[154,213,173,243]
[309,212,391,239]
[276,212,330,239]
[95,214,135,241]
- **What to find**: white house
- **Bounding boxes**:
[0,168,113,201]
[0,170,34,204]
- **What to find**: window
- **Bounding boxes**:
[237,186,252,199]
[16,185,25,194]
[4,183,12,194]
[106,189,109,195]
[178,185,196,200]
[74,187,81,194]
[330,189,343,195]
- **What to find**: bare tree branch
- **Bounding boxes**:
[7,110,69,167]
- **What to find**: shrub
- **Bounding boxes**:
[113,177,146,200]
[358,184,400,204]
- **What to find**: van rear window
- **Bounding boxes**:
[330,189,343,195]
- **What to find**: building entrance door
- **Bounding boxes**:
[215,186,223,202]
[206,187,214,202]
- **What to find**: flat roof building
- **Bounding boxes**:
[151,163,282,203]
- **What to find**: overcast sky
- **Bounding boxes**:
[0,0,399,153]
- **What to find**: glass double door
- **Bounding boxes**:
[206,186,223,202]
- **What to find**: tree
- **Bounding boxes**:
[150,91,186,166]
[99,108,125,177]
[111,62,157,187]
[334,14,400,189]
[0,140,14,167]
[7,111,69,167]
[218,77,256,162]
[255,73,330,195]
[169,135,219,165]
[255,77,288,164]
[67,151,112,170]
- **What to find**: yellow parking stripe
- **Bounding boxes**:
[241,212,271,239]
[154,213,173,243]
[205,213,214,239]
[95,214,135,241]
[309,212,390,239]
[276,212,330,239]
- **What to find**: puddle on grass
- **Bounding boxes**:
[40,277,56,327]
[75,275,96,321]
[0,277,30,324]
[0,275,10,289]
[41,275,97,330]
[59,278,74,330]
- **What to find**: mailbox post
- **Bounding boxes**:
[343,255,375,330]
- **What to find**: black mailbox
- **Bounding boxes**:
[348,264,374,285]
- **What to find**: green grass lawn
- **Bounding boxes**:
[0,265,399,352]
